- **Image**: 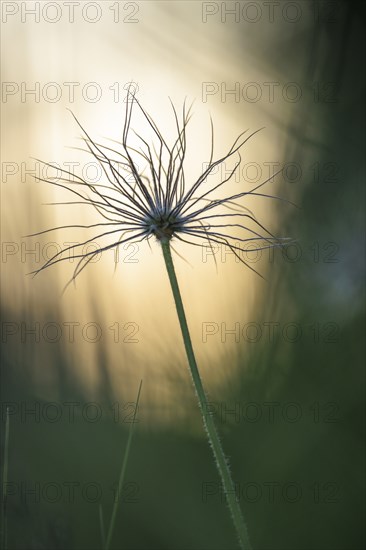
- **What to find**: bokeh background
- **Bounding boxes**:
[1,1,365,549]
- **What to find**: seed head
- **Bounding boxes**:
[28,87,292,290]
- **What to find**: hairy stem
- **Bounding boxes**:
[161,240,252,550]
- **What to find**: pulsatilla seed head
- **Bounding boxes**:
[28,87,292,291]
[144,212,183,241]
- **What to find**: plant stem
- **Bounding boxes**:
[161,240,252,550]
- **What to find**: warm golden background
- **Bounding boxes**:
[1,2,364,549]
[2,0,304,415]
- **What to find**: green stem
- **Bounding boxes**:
[161,240,252,550]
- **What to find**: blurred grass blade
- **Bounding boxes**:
[105,380,142,550]
[1,408,10,550]
[99,504,106,548]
